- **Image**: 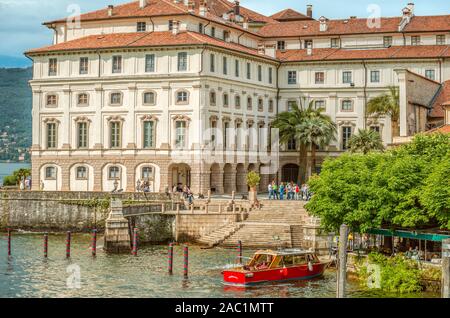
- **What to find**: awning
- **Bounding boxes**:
[367,228,450,242]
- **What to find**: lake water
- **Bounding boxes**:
[0,162,30,186]
[0,233,438,298]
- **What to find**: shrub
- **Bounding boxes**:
[246,171,261,189]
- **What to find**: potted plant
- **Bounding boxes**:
[246,171,261,204]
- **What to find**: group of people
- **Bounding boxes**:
[267,181,311,201]
[136,179,153,193]
[173,183,194,204]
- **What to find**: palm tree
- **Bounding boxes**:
[272,99,335,181]
[367,86,400,140]
[296,117,337,178]
[348,129,384,154]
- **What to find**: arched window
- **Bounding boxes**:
[46,94,58,107]
[176,90,189,104]
[77,93,89,106]
[247,97,252,111]
[108,166,120,179]
[268,99,274,113]
[341,100,353,112]
[210,91,216,106]
[45,166,57,179]
[223,93,229,107]
[76,166,88,179]
[143,91,156,105]
[258,98,264,112]
[235,95,241,109]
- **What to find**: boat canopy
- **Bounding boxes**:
[253,249,314,256]
[367,228,450,242]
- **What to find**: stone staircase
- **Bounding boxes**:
[196,222,244,247]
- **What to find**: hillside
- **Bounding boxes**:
[0,67,32,162]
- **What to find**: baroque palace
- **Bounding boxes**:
[25,0,450,193]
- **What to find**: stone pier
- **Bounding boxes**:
[103,199,131,253]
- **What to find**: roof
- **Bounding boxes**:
[270,9,312,22]
[258,15,450,37]
[430,80,450,118]
[255,249,314,256]
[429,125,450,134]
[25,31,276,61]
[277,45,450,62]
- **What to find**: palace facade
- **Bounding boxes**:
[25,0,450,193]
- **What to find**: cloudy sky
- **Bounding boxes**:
[0,0,448,67]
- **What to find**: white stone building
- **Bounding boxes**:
[25,0,450,193]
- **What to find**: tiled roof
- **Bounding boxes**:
[270,9,311,22]
[25,31,275,60]
[430,80,450,118]
[426,125,450,134]
[277,45,450,62]
[258,15,450,37]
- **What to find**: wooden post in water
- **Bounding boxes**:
[92,229,97,257]
[183,245,189,278]
[168,243,174,275]
[132,228,138,256]
[7,228,11,256]
[237,240,243,265]
[66,231,71,258]
[442,238,450,298]
[44,233,48,258]
[336,224,349,298]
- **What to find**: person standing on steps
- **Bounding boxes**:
[272,181,279,200]
[268,182,274,200]
[279,182,285,200]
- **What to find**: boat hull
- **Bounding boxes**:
[223,263,327,286]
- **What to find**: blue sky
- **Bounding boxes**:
[0,0,448,67]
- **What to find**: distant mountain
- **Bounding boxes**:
[0,55,32,68]
[0,67,32,162]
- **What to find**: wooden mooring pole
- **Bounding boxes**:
[7,228,11,256]
[183,245,189,278]
[132,228,138,256]
[337,224,349,298]
[237,240,243,265]
[43,233,48,258]
[66,231,71,258]
[442,238,450,298]
[168,243,174,275]
[92,229,97,257]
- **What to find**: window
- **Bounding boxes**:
[411,36,420,46]
[175,121,186,148]
[277,41,285,50]
[235,59,239,77]
[46,94,57,106]
[304,39,313,49]
[246,62,251,79]
[142,167,153,180]
[47,123,57,149]
[145,54,155,73]
[177,52,187,71]
[268,67,273,84]
[247,97,252,110]
[436,35,446,45]
[110,92,122,105]
[176,90,188,104]
[137,22,146,32]
[168,20,173,30]
[425,70,435,81]
[223,31,230,42]
[199,23,203,33]
[112,55,122,73]
[211,27,215,37]
[258,98,263,112]
[210,91,216,106]
[48,58,57,76]
[287,100,296,112]
[210,54,215,72]
[370,126,380,133]
[143,92,156,105]
[268,99,274,113]
[258,65,262,82]
[341,100,353,112]
[76,166,87,179]
[108,166,120,179]
[79,57,89,74]
[110,122,121,148]
[314,100,325,110]
[235,95,241,109]
[342,127,352,150]
[143,121,155,148]
[331,38,340,48]
[77,93,88,106]
[223,93,229,107]
[288,71,297,84]
[45,166,56,179]
[223,56,228,75]
[287,138,296,150]
[342,71,352,84]
[77,122,88,148]
[315,72,324,84]
[383,36,393,47]
[370,70,380,83]
[223,121,229,148]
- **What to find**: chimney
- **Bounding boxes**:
[407,2,415,15]
[306,5,313,19]
[258,44,265,55]
[319,16,328,32]
[139,0,147,9]
[199,0,207,16]
[234,1,241,16]
[306,42,312,56]
[243,17,249,30]
[108,5,114,17]
[172,20,180,35]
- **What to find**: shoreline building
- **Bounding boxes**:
[25,0,450,193]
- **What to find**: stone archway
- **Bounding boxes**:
[210,163,223,194]
[168,163,191,191]
[223,163,235,194]
[281,164,300,184]
[259,164,270,192]
[236,163,247,193]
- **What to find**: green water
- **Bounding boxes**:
[0,233,438,298]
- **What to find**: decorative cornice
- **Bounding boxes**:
[141,114,159,122]
[337,120,356,126]
[106,115,125,122]
[172,114,191,121]
[73,116,92,123]
[43,118,60,124]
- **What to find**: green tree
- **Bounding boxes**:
[2,168,31,187]
[367,86,400,140]
[272,99,335,181]
[348,129,384,154]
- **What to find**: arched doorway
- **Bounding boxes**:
[281,164,299,184]
[223,163,234,194]
[168,163,191,191]
[210,163,222,194]
[236,163,246,193]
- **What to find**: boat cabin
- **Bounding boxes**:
[244,249,320,271]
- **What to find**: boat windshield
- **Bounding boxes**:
[246,253,275,270]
